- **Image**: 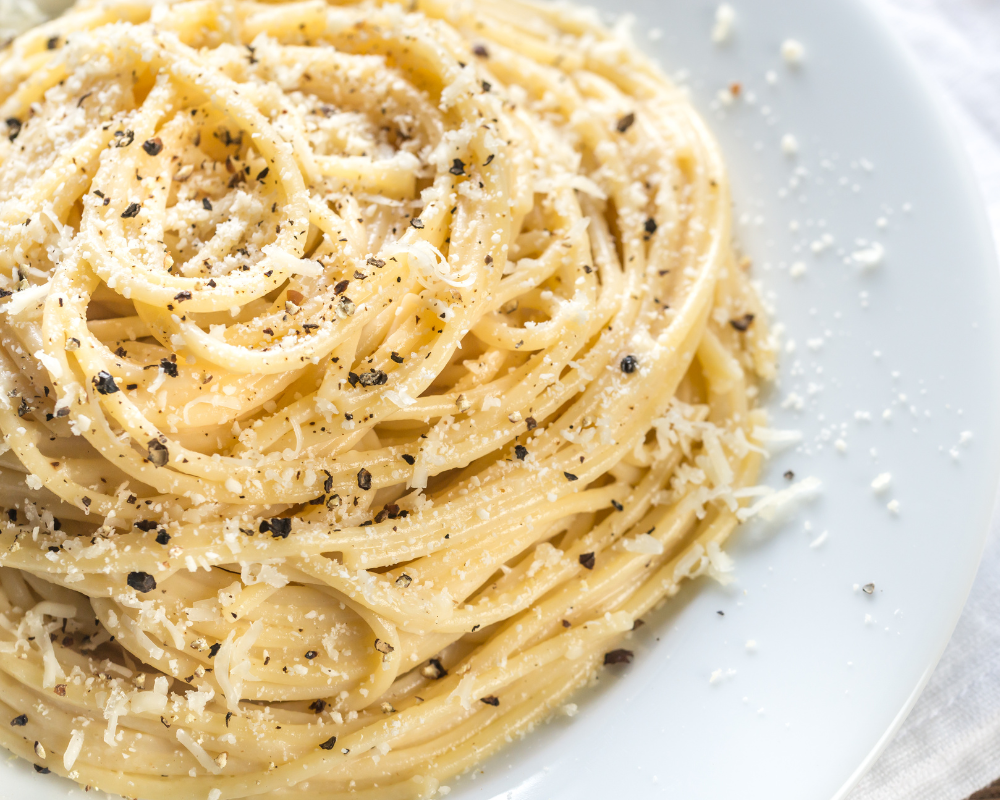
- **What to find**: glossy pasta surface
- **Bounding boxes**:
[0,1,777,796]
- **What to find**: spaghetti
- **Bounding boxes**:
[0,0,789,797]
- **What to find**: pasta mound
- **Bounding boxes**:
[0,1,776,797]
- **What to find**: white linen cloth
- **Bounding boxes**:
[849,4,1000,798]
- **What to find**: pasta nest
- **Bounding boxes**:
[0,0,776,797]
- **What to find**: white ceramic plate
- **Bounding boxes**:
[449,0,1000,798]
[4,1,1000,799]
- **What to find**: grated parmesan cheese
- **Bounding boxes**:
[129,690,167,715]
[751,426,803,450]
[385,239,475,289]
[711,4,735,44]
[25,605,66,688]
[852,242,885,270]
[63,730,84,771]
[176,728,222,775]
[33,350,62,379]
[186,686,215,714]
[781,39,805,66]
[705,541,736,585]
[871,473,892,493]
[215,620,262,713]
[452,672,476,711]
[622,535,664,556]
[736,477,821,522]
[103,688,129,746]
[1,283,48,316]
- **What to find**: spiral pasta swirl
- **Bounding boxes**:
[0,1,779,797]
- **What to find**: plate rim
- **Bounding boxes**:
[829,0,1000,795]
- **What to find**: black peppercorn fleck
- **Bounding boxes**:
[603,649,633,665]
[259,518,292,539]
[730,313,755,332]
[93,371,119,394]
[127,571,157,593]
[358,369,388,387]
[147,438,169,467]
[620,355,639,374]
